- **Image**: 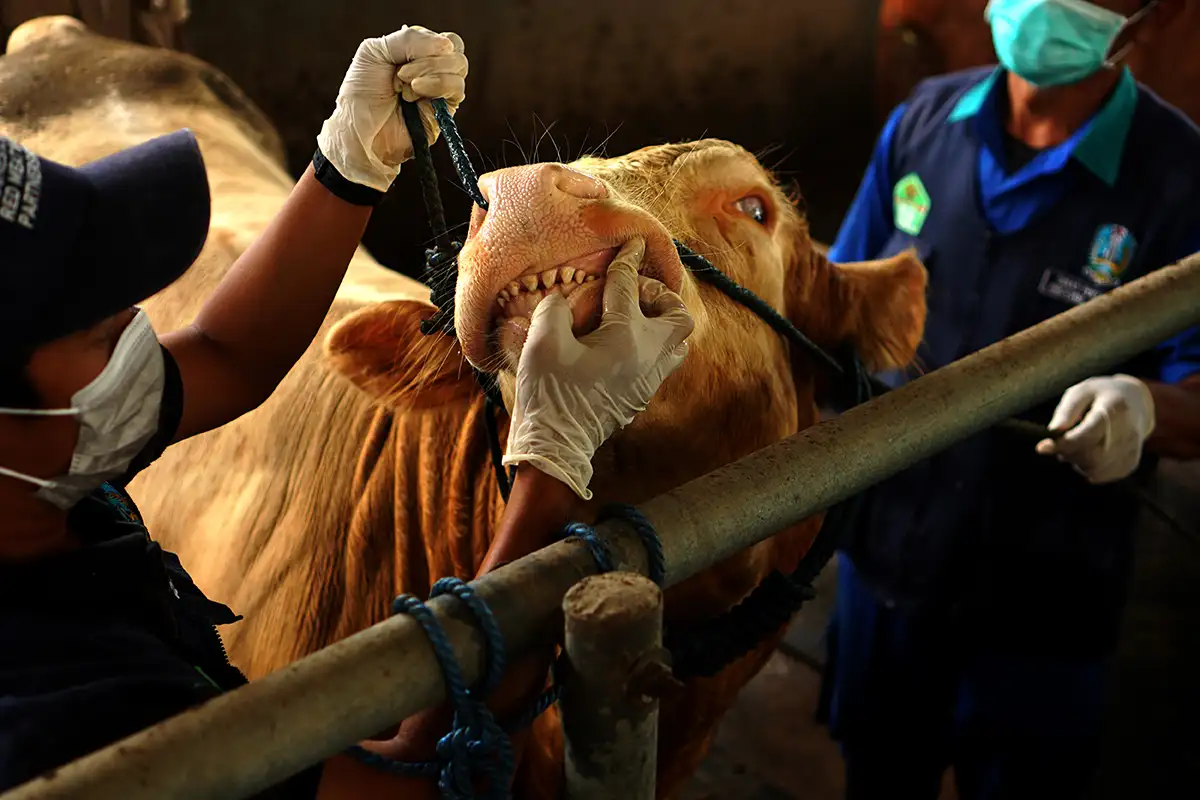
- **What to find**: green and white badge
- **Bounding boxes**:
[893,172,930,236]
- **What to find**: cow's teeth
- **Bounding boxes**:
[500,263,623,310]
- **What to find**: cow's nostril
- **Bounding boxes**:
[553,166,607,200]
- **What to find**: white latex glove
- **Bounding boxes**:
[503,238,695,500]
[316,25,467,192]
[1035,374,1156,484]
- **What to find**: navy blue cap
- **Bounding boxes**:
[1,129,211,351]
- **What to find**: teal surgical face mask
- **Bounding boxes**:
[985,0,1158,87]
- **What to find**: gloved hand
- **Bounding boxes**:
[1036,374,1156,484]
[503,237,695,500]
[317,25,467,193]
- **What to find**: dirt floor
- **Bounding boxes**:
[678,460,1200,800]
[679,563,846,800]
[677,563,961,800]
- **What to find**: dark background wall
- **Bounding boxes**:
[181,0,883,278]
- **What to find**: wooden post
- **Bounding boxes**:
[560,572,667,800]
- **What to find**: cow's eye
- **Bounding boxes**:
[733,195,768,225]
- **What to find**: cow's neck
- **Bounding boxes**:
[589,346,805,509]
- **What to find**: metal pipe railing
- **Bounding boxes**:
[8,253,1200,800]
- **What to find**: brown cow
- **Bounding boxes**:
[314,155,928,796]
[1,16,927,799]
[876,0,1200,125]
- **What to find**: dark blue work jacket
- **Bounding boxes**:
[828,66,1200,657]
[0,347,322,796]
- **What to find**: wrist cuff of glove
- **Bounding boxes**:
[312,146,386,207]
[502,454,593,501]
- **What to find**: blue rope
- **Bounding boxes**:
[504,504,669,731]
[346,505,666,797]
[567,504,667,588]
[345,578,514,799]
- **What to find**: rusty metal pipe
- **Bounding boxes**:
[561,573,664,800]
[6,252,1200,800]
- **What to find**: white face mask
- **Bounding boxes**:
[0,309,165,510]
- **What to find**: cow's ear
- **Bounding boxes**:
[787,245,927,373]
[325,300,478,409]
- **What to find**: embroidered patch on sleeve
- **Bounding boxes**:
[893,173,931,236]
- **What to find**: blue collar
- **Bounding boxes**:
[947,66,1138,187]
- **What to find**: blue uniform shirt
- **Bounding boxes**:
[831,66,1200,378]
[829,66,1200,657]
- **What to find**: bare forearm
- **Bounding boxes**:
[350,471,575,793]
[478,465,581,576]
[316,753,438,800]
[347,468,577,781]
[191,166,371,401]
[1145,376,1200,460]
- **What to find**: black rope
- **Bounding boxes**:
[432,100,488,210]
[399,100,453,247]
[676,242,844,378]
[401,98,512,500]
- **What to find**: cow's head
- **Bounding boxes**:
[455,139,924,377]
[328,140,926,504]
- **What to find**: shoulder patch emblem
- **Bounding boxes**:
[1084,224,1136,286]
[893,173,931,236]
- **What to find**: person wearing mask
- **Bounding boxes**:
[0,25,693,799]
[819,1,1200,798]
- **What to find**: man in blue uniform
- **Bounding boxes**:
[819,1,1200,798]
